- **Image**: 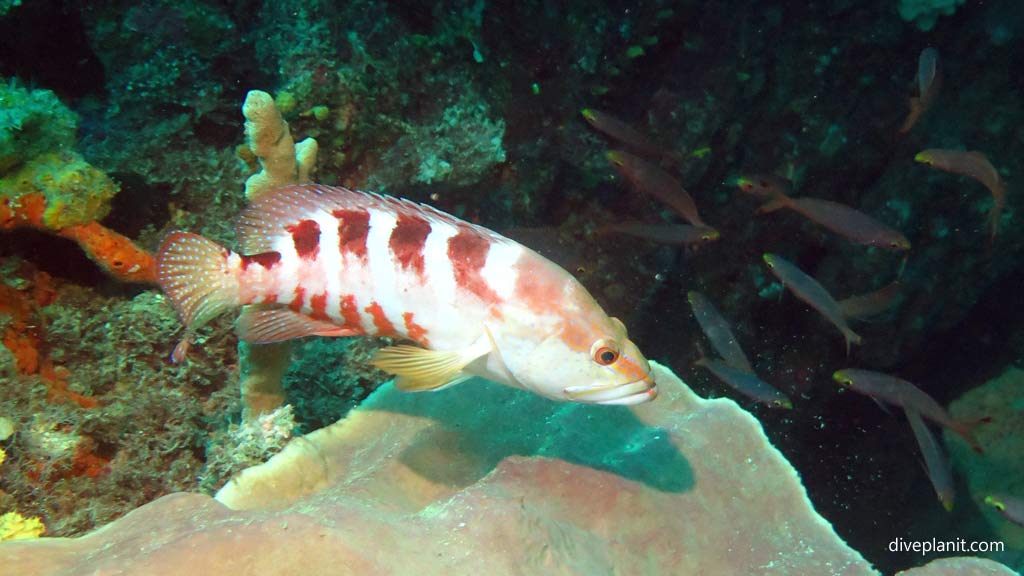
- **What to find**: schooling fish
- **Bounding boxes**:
[598,221,720,246]
[694,356,792,409]
[905,407,954,511]
[915,149,1006,240]
[837,281,902,321]
[606,150,707,227]
[735,174,794,199]
[743,183,910,251]
[832,369,988,452]
[899,48,940,135]
[687,291,753,373]
[581,108,664,161]
[762,254,862,353]
[157,184,656,405]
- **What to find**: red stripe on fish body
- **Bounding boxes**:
[228,185,593,352]
[339,294,362,329]
[389,213,431,277]
[448,227,501,303]
[240,251,282,270]
[309,292,328,321]
[403,312,430,346]
[289,285,306,313]
[287,219,321,260]
[333,209,370,261]
[365,301,397,336]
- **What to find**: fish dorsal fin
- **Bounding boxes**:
[371,339,490,392]
[236,184,514,254]
[237,306,360,343]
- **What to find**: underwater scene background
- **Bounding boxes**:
[0,0,1022,574]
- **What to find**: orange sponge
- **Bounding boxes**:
[59,222,156,284]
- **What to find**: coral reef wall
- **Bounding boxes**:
[0,0,1022,573]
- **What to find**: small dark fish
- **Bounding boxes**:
[688,291,753,373]
[899,48,941,134]
[736,174,793,199]
[606,150,706,227]
[906,407,954,511]
[915,149,1006,240]
[763,254,862,353]
[581,108,663,160]
[695,357,792,409]
[833,369,990,453]
[598,221,719,246]
[838,281,902,321]
[742,185,910,251]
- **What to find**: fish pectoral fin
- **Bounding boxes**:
[237,306,360,343]
[372,341,490,392]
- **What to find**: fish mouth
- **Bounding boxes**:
[563,373,658,405]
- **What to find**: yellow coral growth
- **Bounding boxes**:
[0,512,45,541]
[0,151,118,230]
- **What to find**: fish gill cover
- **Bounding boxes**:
[0,0,1022,574]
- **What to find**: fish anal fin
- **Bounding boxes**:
[238,306,357,343]
[395,373,474,393]
[372,341,489,392]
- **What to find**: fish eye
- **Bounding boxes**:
[591,339,620,366]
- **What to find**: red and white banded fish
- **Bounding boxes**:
[157,184,656,405]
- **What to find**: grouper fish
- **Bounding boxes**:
[157,184,657,405]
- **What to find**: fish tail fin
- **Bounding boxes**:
[898,97,923,135]
[953,416,992,454]
[843,329,862,356]
[757,189,794,214]
[986,204,1001,241]
[157,231,241,330]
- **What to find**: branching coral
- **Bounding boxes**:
[237,90,319,419]
[242,90,318,200]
